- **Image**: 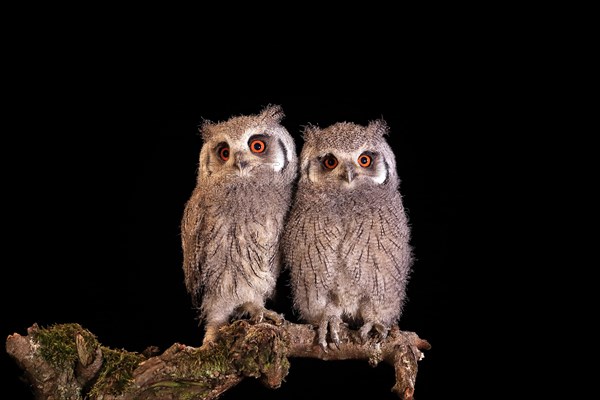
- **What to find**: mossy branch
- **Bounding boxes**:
[6,321,430,400]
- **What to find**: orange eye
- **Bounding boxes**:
[323,155,338,169]
[219,147,230,161]
[358,153,372,167]
[249,139,266,153]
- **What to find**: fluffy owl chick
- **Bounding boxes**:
[282,119,413,350]
[181,105,298,345]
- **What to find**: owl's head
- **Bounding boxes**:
[299,119,399,189]
[197,105,297,185]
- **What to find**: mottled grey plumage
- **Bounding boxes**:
[282,120,413,349]
[181,105,298,345]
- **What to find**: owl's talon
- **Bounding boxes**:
[373,323,389,341]
[316,315,342,350]
[317,323,329,352]
[249,312,264,324]
[319,341,329,353]
[235,303,283,326]
[262,309,284,326]
[359,321,389,344]
[329,316,341,349]
[317,320,329,351]
[202,325,222,347]
[328,339,341,351]
[359,322,373,344]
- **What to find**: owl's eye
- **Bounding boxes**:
[249,139,266,153]
[219,147,230,161]
[322,155,338,170]
[358,153,372,168]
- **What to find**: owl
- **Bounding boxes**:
[282,119,413,350]
[181,104,298,345]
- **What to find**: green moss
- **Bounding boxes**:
[222,320,290,386]
[31,321,290,399]
[166,342,234,381]
[33,323,99,369]
[32,323,144,397]
[89,347,144,397]
[145,341,237,400]
[149,321,291,398]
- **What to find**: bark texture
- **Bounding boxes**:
[6,320,430,400]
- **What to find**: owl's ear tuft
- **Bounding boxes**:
[302,123,320,141]
[367,119,390,138]
[259,104,285,123]
[199,118,215,142]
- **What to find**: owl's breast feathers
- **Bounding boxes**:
[182,184,290,301]
[338,192,413,292]
[286,186,412,300]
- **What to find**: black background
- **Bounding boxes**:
[3,93,474,399]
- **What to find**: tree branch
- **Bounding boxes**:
[6,321,430,400]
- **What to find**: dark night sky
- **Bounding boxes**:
[3,93,478,399]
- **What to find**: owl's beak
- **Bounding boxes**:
[233,152,248,170]
[342,166,355,183]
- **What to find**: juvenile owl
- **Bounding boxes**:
[282,119,413,350]
[181,104,298,345]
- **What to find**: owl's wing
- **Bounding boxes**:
[181,189,205,302]
[283,201,340,307]
[341,196,413,300]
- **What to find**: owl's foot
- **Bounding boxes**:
[317,315,342,352]
[257,308,285,326]
[235,302,284,326]
[201,325,221,347]
[358,321,389,344]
